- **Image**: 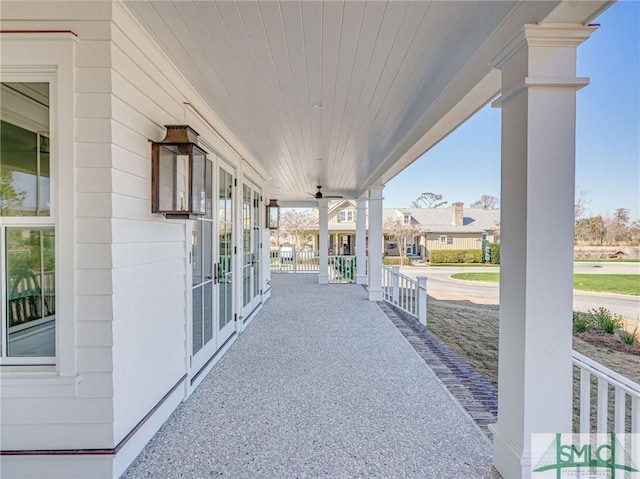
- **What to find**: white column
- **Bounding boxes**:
[318,198,329,284]
[355,198,368,285]
[490,24,595,479]
[367,186,384,301]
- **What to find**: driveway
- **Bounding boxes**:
[398,262,640,320]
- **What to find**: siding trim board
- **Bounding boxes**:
[0,374,188,456]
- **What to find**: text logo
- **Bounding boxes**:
[532,433,639,478]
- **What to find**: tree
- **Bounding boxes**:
[470,195,499,209]
[412,192,447,208]
[0,170,26,215]
[278,209,316,249]
[383,217,420,265]
[613,207,630,226]
[574,190,590,222]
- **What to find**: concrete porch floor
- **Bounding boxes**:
[122,274,493,478]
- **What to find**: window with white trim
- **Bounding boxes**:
[403,214,411,224]
[439,235,453,245]
[1,81,55,361]
[339,209,355,223]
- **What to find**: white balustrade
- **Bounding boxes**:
[573,350,640,434]
[382,265,427,326]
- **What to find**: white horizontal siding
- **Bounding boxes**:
[76,372,114,399]
[0,423,114,450]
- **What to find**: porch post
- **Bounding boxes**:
[490,24,595,479]
[318,198,329,284]
[355,198,368,285]
[367,186,384,301]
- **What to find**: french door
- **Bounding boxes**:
[190,159,235,374]
[242,182,261,319]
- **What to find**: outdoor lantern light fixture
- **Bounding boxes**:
[266,199,280,229]
[152,125,208,219]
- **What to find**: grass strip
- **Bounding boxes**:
[450,273,639,296]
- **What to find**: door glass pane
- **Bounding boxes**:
[243,185,251,307]
[203,221,212,282]
[6,228,55,356]
[0,82,50,217]
[203,282,213,344]
[192,285,203,354]
[219,167,233,330]
[192,220,202,286]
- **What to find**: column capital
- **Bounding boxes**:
[368,186,384,200]
[316,198,329,209]
[491,23,596,70]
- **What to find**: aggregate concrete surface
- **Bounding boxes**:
[121,274,493,479]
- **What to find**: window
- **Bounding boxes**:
[1,82,55,361]
[439,235,453,245]
[339,210,355,223]
[482,232,488,241]
[403,214,411,224]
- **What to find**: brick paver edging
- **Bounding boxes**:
[378,302,498,441]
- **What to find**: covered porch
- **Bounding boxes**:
[122,273,494,478]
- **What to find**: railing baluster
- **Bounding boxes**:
[633,395,639,434]
[597,378,608,434]
[614,388,626,433]
[579,369,591,433]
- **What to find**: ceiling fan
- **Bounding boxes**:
[308,185,343,199]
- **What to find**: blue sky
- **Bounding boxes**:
[384,1,640,221]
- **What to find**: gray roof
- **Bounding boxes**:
[384,207,499,233]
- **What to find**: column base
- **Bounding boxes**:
[318,274,329,285]
[368,289,383,301]
[490,423,531,479]
[356,274,367,285]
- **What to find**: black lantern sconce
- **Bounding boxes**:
[266,199,280,229]
[152,125,208,219]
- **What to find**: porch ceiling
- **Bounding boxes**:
[124,1,609,201]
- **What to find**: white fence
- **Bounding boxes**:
[379,266,639,438]
[328,256,357,284]
[382,265,427,326]
[270,248,319,273]
[270,248,362,284]
[573,350,640,434]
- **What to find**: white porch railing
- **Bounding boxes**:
[270,249,363,284]
[573,350,640,434]
[328,255,357,284]
[379,266,639,437]
[382,265,427,326]
[270,248,319,273]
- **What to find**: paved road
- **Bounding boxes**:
[398,262,640,320]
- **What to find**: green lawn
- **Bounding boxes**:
[574,259,640,263]
[450,273,640,296]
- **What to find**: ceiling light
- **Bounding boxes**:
[312,103,323,109]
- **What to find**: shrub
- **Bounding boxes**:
[573,311,596,333]
[430,249,482,264]
[618,322,639,345]
[488,243,500,264]
[589,307,624,334]
[383,257,410,266]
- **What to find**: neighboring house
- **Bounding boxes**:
[384,202,500,259]
[413,202,500,259]
[303,201,499,260]
[304,200,367,255]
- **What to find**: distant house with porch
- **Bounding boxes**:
[385,202,500,259]
[301,201,499,260]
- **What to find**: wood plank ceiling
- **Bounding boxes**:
[125,1,563,201]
